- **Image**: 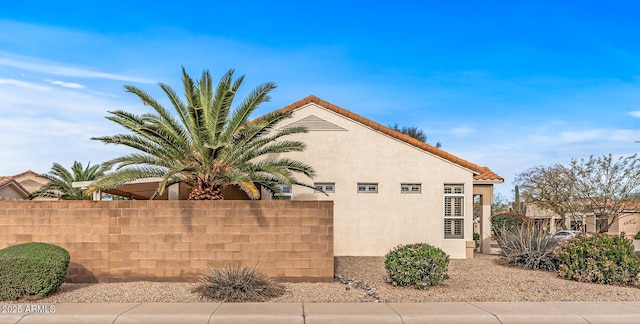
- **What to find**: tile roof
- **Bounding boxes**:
[0,176,30,197]
[0,170,46,195]
[277,95,504,182]
[0,176,13,187]
[10,170,42,179]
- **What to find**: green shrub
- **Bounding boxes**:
[495,222,557,271]
[195,264,285,302]
[634,231,640,240]
[384,243,449,289]
[555,233,640,285]
[0,242,70,301]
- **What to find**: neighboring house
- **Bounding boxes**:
[268,96,503,259]
[525,202,640,239]
[0,170,50,200]
[0,177,30,200]
[525,203,569,232]
[77,96,504,259]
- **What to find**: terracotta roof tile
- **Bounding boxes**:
[10,170,41,178]
[0,176,14,187]
[0,176,30,197]
[277,95,504,182]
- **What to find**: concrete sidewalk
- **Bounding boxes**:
[2,302,640,323]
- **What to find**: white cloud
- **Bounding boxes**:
[45,79,86,89]
[629,111,640,118]
[450,126,475,136]
[607,129,640,142]
[559,129,605,143]
[0,54,154,83]
[0,115,128,175]
[0,78,51,92]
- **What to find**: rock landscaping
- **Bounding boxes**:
[16,254,640,303]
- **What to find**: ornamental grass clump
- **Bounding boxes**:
[194,264,285,302]
[384,243,449,290]
[555,233,640,285]
[0,242,70,301]
[495,222,558,271]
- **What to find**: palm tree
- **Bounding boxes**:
[89,67,316,200]
[30,161,105,200]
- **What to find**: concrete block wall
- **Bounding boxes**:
[0,200,333,283]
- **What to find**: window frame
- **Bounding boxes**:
[401,183,422,194]
[444,184,465,239]
[314,182,335,193]
[357,182,378,194]
[273,184,292,200]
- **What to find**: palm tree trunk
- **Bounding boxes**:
[188,185,223,200]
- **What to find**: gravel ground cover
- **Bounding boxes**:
[19,254,640,303]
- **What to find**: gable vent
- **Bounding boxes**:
[280,115,347,131]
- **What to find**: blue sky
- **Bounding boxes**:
[1,1,639,199]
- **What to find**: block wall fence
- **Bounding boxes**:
[0,200,334,283]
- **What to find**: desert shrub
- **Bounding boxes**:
[384,243,449,289]
[555,233,640,285]
[0,242,70,301]
[634,231,640,240]
[491,211,529,237]
[195,264,285,302]
[495,222,557,271]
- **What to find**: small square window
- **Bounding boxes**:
[401,183,421,194]
[357,183,378,193]
[314,182,335,193]
[274,184,292,200]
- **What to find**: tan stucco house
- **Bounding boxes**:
[77,96,504,259]
[267,96,503,258]
[0,170,50,200]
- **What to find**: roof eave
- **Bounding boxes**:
[276,95,504,181]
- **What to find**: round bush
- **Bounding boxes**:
[384,243,449,290]
[555,233,640,285]
[634,231,640,240]
[0,242,70,301]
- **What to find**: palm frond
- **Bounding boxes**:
[31,161,105,200]
[91,67,316,199]
[87,166,168,194]
[226,82,277,138]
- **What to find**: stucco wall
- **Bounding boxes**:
[0,185,27,200]
[276,103,475,258]
[585,212,640,239]
[0,200,334,283]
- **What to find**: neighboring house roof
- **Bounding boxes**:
[0,170,54,200]
[276,95,504,182]
[0,177,30,199]
[10,170,43,179]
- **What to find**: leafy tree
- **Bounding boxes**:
[515,164,580,230]
[30,161,104,200]
[570,154,640,232]
[389,123,442,148]
[515,154,640,233]
[90,67,317,200]
[491,192,510,216]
